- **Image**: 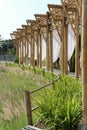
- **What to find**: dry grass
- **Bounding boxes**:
[0,64,49,129]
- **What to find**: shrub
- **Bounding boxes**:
[37,75,82,130]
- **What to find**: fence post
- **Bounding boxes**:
[52,80,55,89]
[42,68,45,77]
[25,91,33,125]
[33,67,36,74]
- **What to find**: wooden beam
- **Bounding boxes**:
[48,4,63,10]
[34,14,46,18]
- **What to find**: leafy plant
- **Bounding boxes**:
[37,75,82,130]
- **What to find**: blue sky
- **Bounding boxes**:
[0,0,61,40]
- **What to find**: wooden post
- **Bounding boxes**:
[49,30,53,72]
[27,33,31,66]
[30,35,35,67]
[25,38,27,65]
[18,41,21,64]
[40,33,42,68]
[42,68,45,77]
[79,0,87,126]
[46,12,50,70]
[30,36,32,66]
[60,33,64,74]
[23,37,26,66]
[37,29,39,67]
[64,16,68,75]
[26,39,28,65]
[21,41,24,65]
[25,91,32,125]
[60,14,64,74]
[20,40,23,65]
[20,41,22,64]
[28,34,31,66]
[32,38,35,66]
[16,39,19,63]
[75,8,79,79]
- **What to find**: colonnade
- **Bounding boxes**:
[11,0,82,77]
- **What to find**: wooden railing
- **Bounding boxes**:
[25,75,61,125]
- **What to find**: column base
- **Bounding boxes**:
[78,124,87,130]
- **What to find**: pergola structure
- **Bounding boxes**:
[10,1,87,128]
[48,4,65,74]
[10,2,82,75]
[34,14,47,69]
[11,4,80,75]
[61,0,82,78]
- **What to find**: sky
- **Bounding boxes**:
[0,0,61,40]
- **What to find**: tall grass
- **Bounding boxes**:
[0,65,49,130]
[37,75,82,130]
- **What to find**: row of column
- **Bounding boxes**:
[11,2,81,78]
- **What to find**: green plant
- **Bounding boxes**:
[37,75,82,130]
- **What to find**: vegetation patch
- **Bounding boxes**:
[0,65,82,130]
[36,75,82,130]
[0,65,49,130]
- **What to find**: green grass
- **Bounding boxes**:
[0,65,50,130]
